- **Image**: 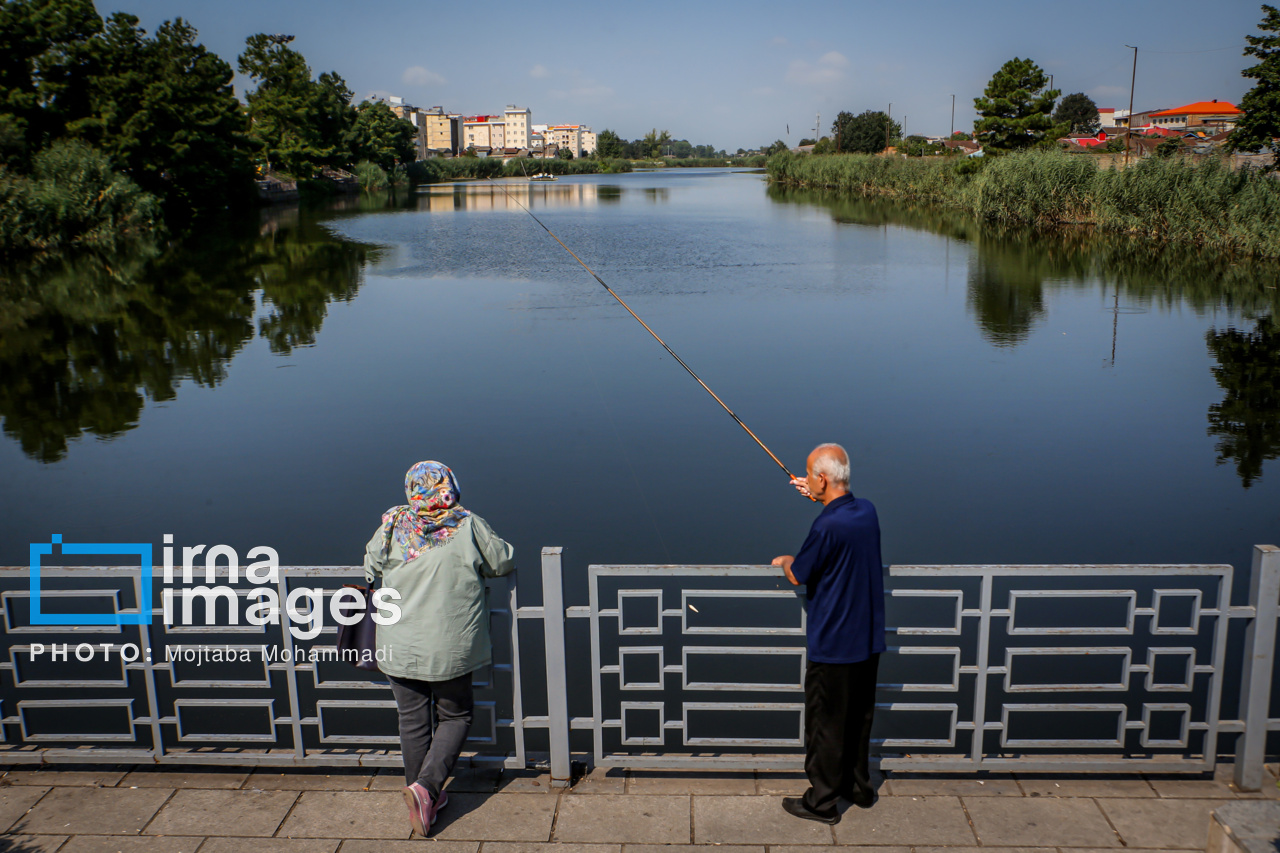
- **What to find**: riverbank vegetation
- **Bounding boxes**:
[767,149,1280,258]
[0,0,417,258]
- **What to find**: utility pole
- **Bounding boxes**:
[815,113,821,142]
[1048,74,1054,91]
[1124,45,1138,168]
[950,94,955,138]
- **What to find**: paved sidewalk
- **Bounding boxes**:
[1,762,1276,853]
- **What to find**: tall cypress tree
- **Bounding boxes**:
[973,58,1062,152]
[1229,5,1280,171]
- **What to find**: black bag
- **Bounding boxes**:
[335,584,381,672]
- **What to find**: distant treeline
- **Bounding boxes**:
[408,157,633,182]
[595,129,726,160]
[767,150,1280,258]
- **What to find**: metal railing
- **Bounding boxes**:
[2,544,1278,791]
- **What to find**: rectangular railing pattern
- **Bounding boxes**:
[2,545,1278,790]
[0,566,527,768]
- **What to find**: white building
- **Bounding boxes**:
[504,105,532,150]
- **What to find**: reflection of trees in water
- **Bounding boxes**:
[0,208,377,463]
[767,184,1280,488]
[1206,320,1280,489]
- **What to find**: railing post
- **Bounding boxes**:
[1234,545,1280,791]
[541,547,571,788]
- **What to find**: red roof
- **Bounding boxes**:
[1149,101,1241,117]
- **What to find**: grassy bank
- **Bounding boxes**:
[767,150,1280,258]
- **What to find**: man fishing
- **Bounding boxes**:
[772,443,886,825]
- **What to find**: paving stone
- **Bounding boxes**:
[119,768,251,790]
[368,770,407,791]
[198,839,339,853]
[913,848,1055,853]
[1213,764,1280,799]
[0,785,50,833]
[144,788,296,837]
[447,768,504,794]
[964,797,1119,847]
[694,795,832,845]
[431,793,556,842]
[20,786,172,836]
[628,771,755,795]
[495,772,558,794]
[887,773,1020,797]
[1097,797,1220,849]
[1014,774,1155,798]
[245,769,375,791]
[776,847,894,853]
[59,836,205,853]
[568,768,626,795]
[338,842,477,853]
[487,844,621,853]
[1145,773,1238,799]
[4,766,128,788]
[831,796,974,847]
[755,773,808,796]
[624,840,752,845]
[0,834,67,852]
[555,794,689,845]
[276,791,408,839]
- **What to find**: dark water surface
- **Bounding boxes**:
[1,168,1277,584]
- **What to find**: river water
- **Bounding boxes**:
[1,168,1276,585]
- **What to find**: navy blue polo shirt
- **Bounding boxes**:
[789,493,887,664]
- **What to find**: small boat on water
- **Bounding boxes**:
[529,173,557,181]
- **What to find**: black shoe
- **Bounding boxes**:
[840,788,878,809]
[781,796,840,825]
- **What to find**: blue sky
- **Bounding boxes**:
[104,0,1262,149]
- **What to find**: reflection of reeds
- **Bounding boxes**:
[766,184,1280,321]
[767,150,1280,258]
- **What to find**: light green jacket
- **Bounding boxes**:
[363,513,515,681]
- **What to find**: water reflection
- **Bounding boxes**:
[0,207,378,463]
[412,181,632,213]
[1206,320,1280,489]
[767,185,1280,487]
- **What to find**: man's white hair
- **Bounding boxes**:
[812,443,851,487]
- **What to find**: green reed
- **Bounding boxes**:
[767,150,1280,258]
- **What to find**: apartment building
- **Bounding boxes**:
[548,125,583,158]
[504,106,532,150]
[422,107,462,156]
[580,129,597,156]
[464,116,506,152]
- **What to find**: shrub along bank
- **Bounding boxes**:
[767,150,1280,258]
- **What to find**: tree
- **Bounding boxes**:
[0,0,103,162]
[350,100,415,171]
[831,110,901,154]
[313,71,355,167]
[72,14,254,216]
[972,57,1062,152]
[641,128,671,157]
[1229,5,1280,170]
[799,137,816,146]
[951,131,970,140]
[764,139,789,156]
[239,34,338,177]
[1053,92,1100,135]
[812,137,833,154]
[555,147,573,160]
[596,129,624,159]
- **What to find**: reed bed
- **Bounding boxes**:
[767,150,1280,258]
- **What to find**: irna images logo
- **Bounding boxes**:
[29,534,401,638]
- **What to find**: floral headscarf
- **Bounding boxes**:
[378,461,471,562]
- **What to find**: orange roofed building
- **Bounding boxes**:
[1146,100,1242,132]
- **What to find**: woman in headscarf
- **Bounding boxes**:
[364,461,514,837]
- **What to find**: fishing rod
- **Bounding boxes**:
[486,175,800,483]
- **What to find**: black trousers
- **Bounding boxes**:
[801,654,880,816]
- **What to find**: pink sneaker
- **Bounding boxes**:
[429,789,449,824]
[402,782,433,836]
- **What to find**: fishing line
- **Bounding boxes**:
[485,175,799,482]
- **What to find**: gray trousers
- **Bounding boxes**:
[389,672,474,798]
